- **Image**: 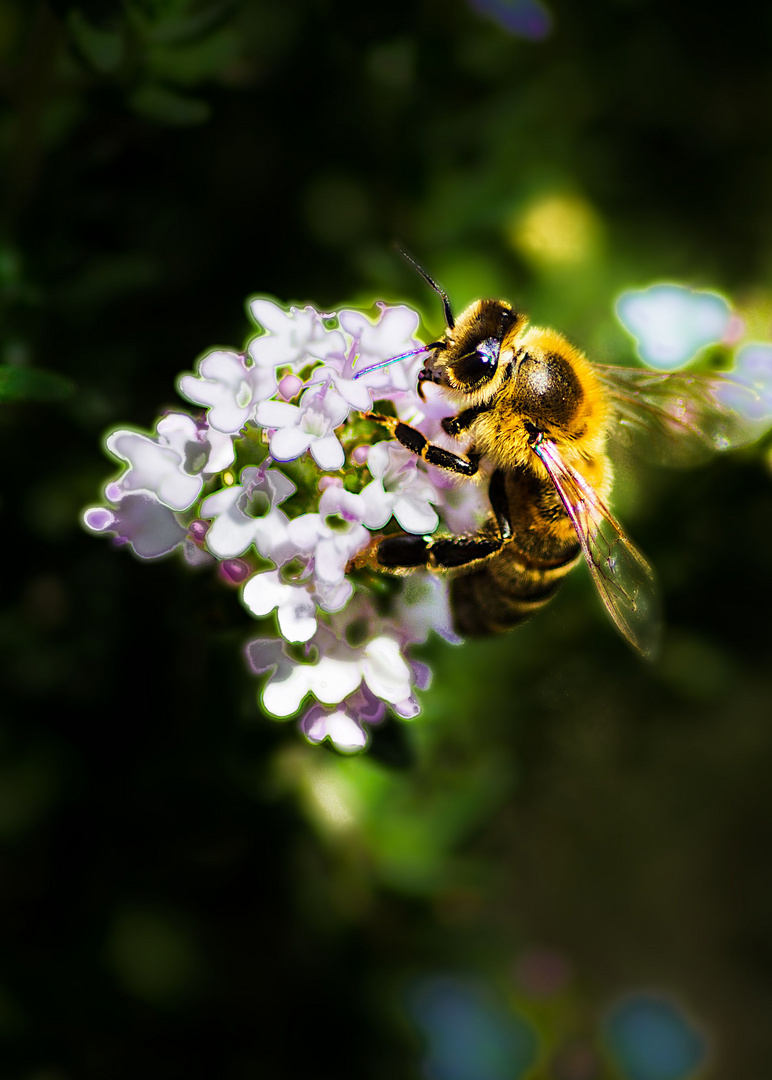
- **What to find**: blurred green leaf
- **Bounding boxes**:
[128,0,240,45]
[148,26,241,85]
[0,367,74,403]
[128,81,211,124]
[66,9,125,74]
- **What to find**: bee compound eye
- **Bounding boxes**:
[454,336,500,387]
[476,337,499,367]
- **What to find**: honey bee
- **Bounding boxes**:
[354,255,757,657]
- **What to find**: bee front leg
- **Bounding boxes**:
[364,412,480,476]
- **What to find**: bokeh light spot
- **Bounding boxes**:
[616,284,731,369]
[468,0,552,39]
[604,994,708,1080]
[510,194,602,268]
[406,976,538,1080]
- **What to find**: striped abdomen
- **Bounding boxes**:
[450,466,580,636]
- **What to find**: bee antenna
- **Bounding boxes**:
[394,244,455,330]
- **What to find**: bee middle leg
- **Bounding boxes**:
[374,469,513,572]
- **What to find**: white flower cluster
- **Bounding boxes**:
[84,299,478,752]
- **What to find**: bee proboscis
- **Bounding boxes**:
[354,255,758,656]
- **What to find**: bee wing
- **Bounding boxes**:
[532,436,661,657]
[594,365,763,466]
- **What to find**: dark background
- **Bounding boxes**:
[2,1,772,1077]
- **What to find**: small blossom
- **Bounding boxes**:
[300,687,387,753]
[199,465,295,560]
[256,386,349,470]
[361,441,439,533]
[82,492,187,559]
[245,612,420,719]
[243,570,318,642]
[392,573,463,646]
[249,299,347,371]
[242,568,353,643]
[105,412,233,512]
[301,704,370,752]
[343,303,424,397]
[179,349,275,433]
[285,498,370,585]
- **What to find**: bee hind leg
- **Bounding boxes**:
[374,532,502,571]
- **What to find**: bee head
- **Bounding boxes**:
[419,299,527,399]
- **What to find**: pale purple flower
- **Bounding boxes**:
[360,442,439,533]
[301,704,370,752]
[242,568,353,643]
[199,465,295,560]
[343,303,425,397]
[104,412,233,512]
[82,493,187,559]
[245,613,423,720]
[86,297,469,753]
[283,497,370,585]
[309,303,425,409]
[248,299,347,371]
[242,570,318,642]
[255,386,350,470]
[391,573,462,646]
[300,687,387,752]
[429,471,489,537]
[179,349,275,433]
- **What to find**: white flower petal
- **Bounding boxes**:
[359,479,393,530]
[255,399,301,427]
[270,426,315,461]
[249,298,296,335]
[319,485,366,523]
[315,578,353,612]
[205,512,254,558]
[242,570,290,617]
[393,495,438,534]
[95,493,187,559]
[287,513,327,550]
[329,375,374,411]
[361,637,413,703]
[263,655,361,717]
[303,707,368,751]
[315,525,369,584]
[277,598,317,643]
[310,432,345,471]
[308,657,363,706]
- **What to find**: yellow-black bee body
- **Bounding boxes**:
[355,257,758,656]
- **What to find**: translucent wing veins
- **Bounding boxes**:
[531,436,661,657]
